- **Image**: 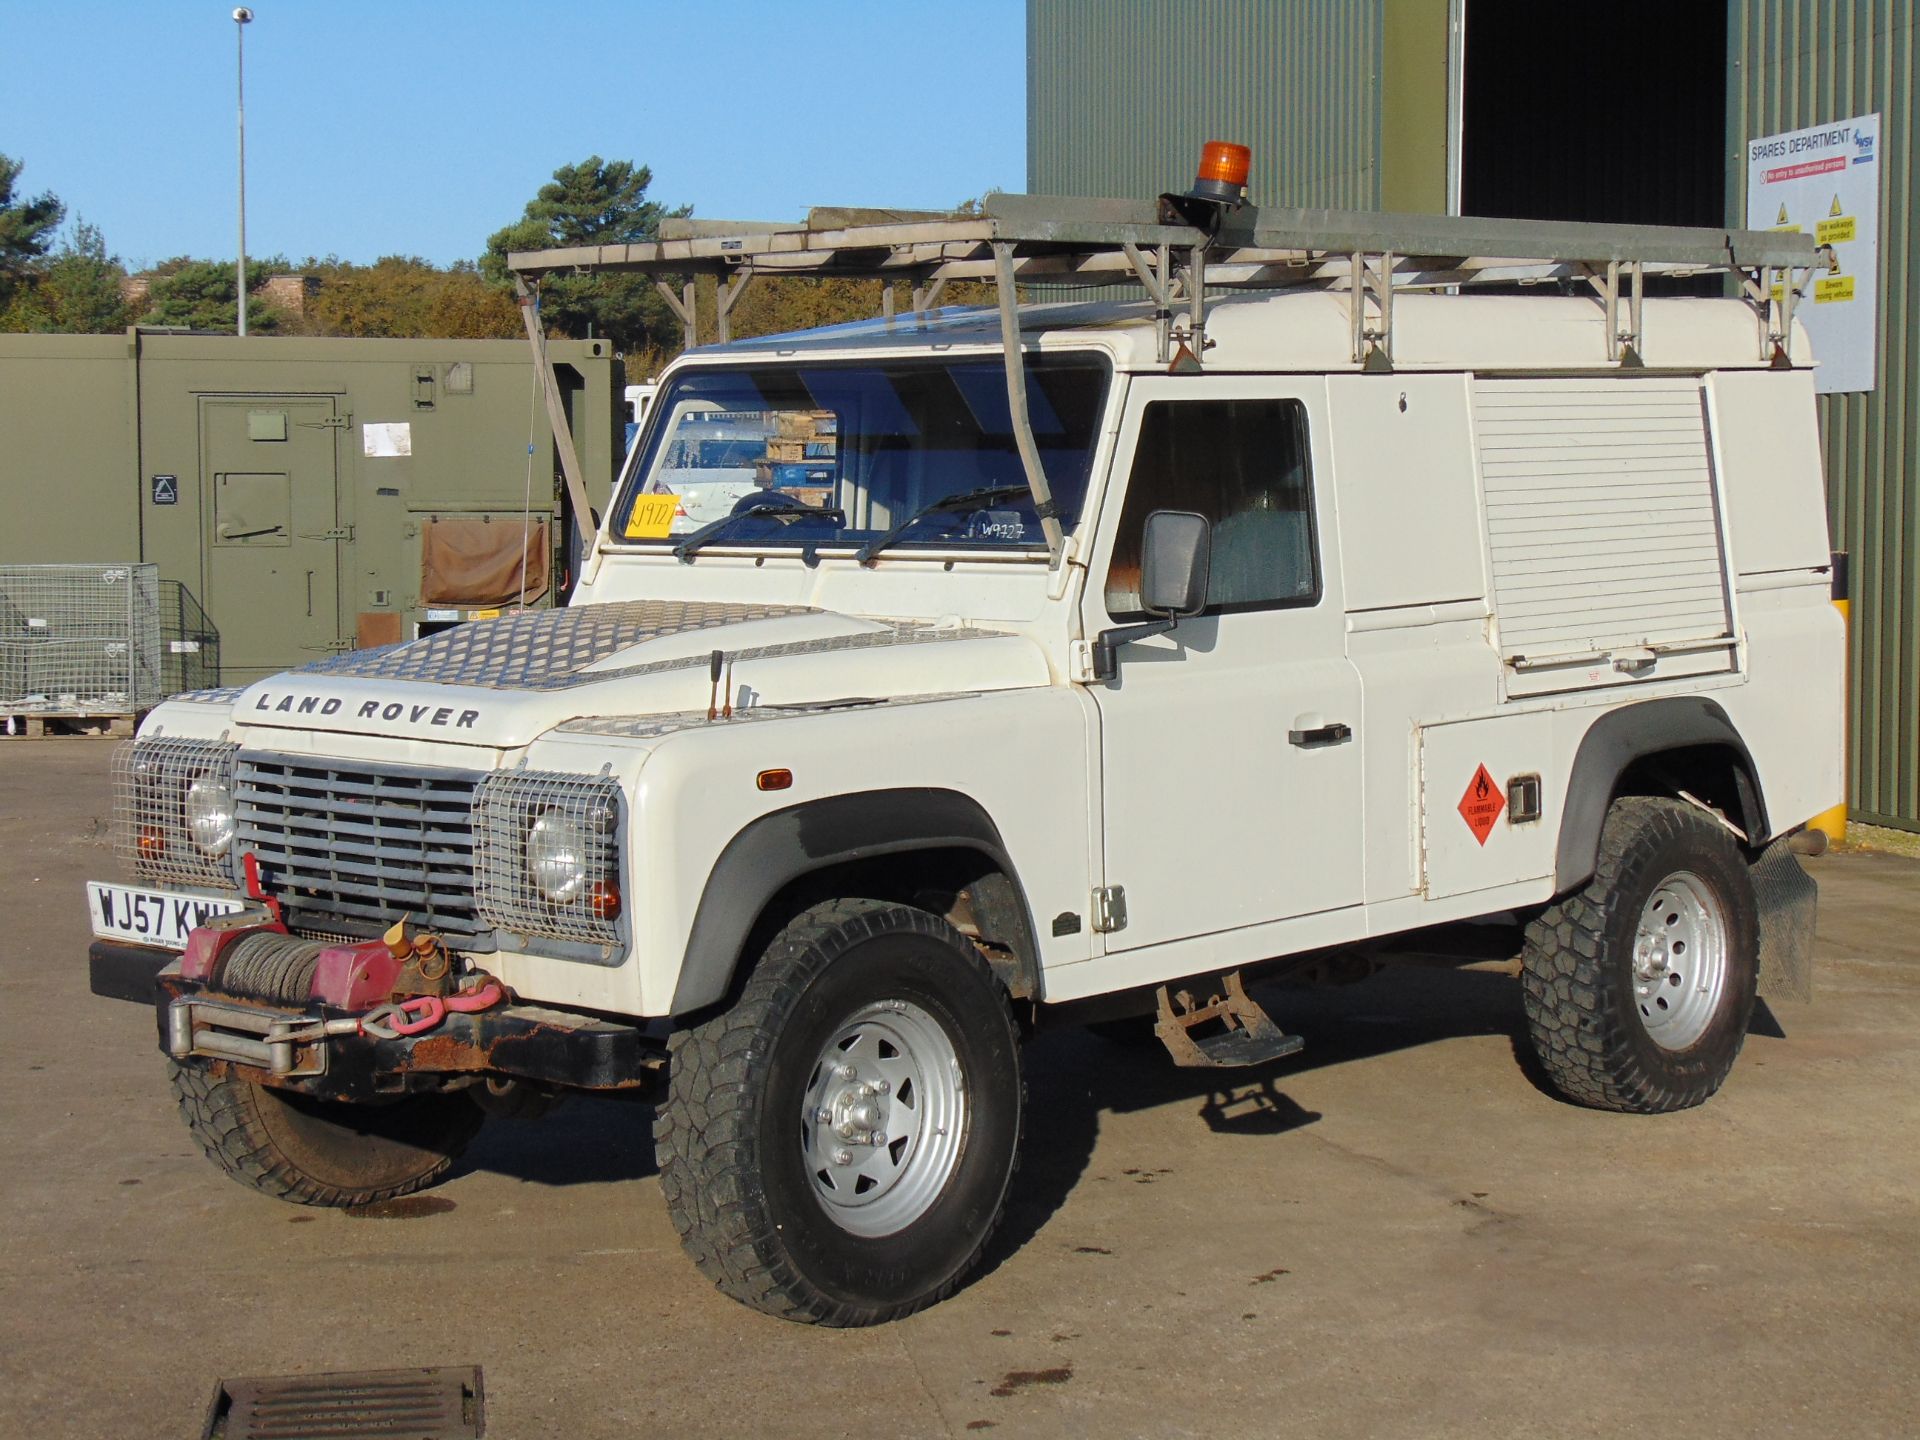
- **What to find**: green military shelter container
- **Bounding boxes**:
[0,330,619,684]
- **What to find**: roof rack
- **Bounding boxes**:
[509,194,1830,563]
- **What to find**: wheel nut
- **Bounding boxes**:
[871,1132,888,1147]
[813,1107,832,1124]
[872,1079,890,1095]
[832,1148,852,1166]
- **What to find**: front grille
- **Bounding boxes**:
[235,756,487,942]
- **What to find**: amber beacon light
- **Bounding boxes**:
[1191,141,1252,205]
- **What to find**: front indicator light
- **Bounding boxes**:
[588,880,622,921]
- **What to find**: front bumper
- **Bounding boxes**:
[92,940,662,1101]
[90,939,175,1005]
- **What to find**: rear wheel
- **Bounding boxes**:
[169,1062,485,1207]
[1521,796,1759,1113]
[655,898,1024,1326]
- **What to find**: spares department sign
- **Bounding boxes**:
[1746,112,1881,395]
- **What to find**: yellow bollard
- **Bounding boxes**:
[1809,552,1850,846]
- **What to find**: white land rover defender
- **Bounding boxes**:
[88,163,1843,1326]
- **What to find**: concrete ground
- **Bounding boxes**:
[3,740,1916,1439]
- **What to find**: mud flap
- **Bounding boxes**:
[1752,838,1817,1003]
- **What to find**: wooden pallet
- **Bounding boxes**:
[2,711,142,738]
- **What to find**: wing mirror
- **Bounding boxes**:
[1140,510,1211,617]
[1092,509,1212,680]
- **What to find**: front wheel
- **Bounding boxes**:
[1521,796,1760,1113]
[170,1062,485,1206]
[655,899,1024,1326]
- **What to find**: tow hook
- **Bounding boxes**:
[384,979,509,1037]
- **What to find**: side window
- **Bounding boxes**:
[1104,398,1319,620]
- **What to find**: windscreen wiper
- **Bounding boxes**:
[672,502,847,563]
[853,484,1033,566]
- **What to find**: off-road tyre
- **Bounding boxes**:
[1521,796,1759,1113]
[169,1062,486,1207]
[655,898,1024,1326]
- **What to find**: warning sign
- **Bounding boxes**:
[1746,113,1880,394]
[1458,764,1506,847]
[1817,214,1857,244]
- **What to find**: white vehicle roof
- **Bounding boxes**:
[688,289,1813,378]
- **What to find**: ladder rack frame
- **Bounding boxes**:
[509,194,1829,567]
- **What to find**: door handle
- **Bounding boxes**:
[218,523,284,541]
[1288,721,1352,747]
[305,570,314,618]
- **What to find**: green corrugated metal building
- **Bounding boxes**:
[1029,0,1920,830]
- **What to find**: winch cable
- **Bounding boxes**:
[213,932,328,1005]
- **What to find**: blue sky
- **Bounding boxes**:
[1,0,1026,270]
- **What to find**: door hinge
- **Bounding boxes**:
[301,526,355,541]
[1066,639,1098,684]
[301,638,355,653]
[299,414,352,430]
[1091,885,1128,934]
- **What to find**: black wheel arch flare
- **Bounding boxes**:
[672,788,1041,1015]
[1555,696,1769,895]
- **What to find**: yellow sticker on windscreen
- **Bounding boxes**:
[624,492,679,539]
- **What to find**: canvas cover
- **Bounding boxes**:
[419,517,549,608]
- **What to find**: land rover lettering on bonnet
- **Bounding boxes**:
[248,690,482,728]
[87,146,1842,1327]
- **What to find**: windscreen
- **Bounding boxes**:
[611,354,1110,553]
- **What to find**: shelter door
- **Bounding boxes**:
[200,397,344,681]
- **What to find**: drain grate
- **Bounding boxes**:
[201,1365,484,1438]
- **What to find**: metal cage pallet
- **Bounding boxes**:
[2,712,142,738]
[0,563,164,721]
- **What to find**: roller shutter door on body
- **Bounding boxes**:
[1473,376,1736,697]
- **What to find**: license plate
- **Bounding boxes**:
[87,882,252,950]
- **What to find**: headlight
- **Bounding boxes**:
[475,771,624,945]
[186,773,237,857]
[114,737,241,886]
[526,809,588,903]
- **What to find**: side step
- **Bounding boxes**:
[1154,971,1305,1068]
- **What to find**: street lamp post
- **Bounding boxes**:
[234,7,253,337]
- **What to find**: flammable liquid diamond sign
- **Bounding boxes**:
[1458,764,1506,847]
[1746,113,1880,394]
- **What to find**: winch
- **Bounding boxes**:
[158,913,650,1099]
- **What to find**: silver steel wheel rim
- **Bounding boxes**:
[1632,869,1730,1050]
[800,999,965,1238]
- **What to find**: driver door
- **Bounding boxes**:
[1083,377,1364,954]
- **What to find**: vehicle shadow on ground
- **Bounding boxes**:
[450,967,1527,1195]
[453,962,1766,1220]
[982,962,1530,1278]
[453,1092,659,1189]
